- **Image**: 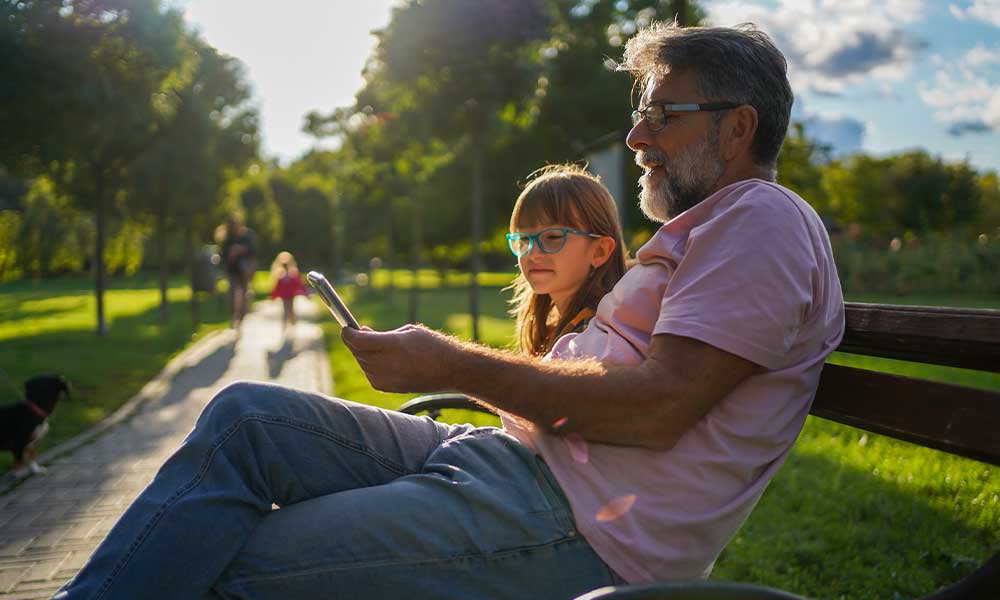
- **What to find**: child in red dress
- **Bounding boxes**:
[269,251,309,331]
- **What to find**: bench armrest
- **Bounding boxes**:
[397,393,496,420]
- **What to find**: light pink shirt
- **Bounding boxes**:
[501,179,845,582]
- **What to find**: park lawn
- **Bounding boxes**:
[322,272,999,600]
[0,272,271,476]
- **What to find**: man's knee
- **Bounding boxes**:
[200,380,283,429]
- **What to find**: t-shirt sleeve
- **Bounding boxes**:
[653,193,816,370]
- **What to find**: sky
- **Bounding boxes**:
[177,0,1000,173]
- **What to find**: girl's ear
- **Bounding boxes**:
[590,236,616,269]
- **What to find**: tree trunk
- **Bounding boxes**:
[94,166,108,337]
[188,226,200,329]
[470,142,483,342]
[158,202,169,323]
[674,0,688,26]
[408,195,422,324]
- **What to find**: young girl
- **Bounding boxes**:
[507,164,628,356]
[269,251,309,331]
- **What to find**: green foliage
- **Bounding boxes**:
[813,151,986,237]
[299,1,703,273]
[15,177,92,276]
[0,209,21,280]
[225,166,283,259]
[267,173,336,271]
[0,1,259,333]
[102,216,149,276]
[128,37,259,238]
[834,231,999,296]
[776,123,831,212]
[1,0,193,176]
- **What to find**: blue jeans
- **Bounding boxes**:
[55,381,619,599]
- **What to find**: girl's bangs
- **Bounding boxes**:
[511,183,583,231]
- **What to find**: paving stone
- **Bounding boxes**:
[0,299,330,598]
[0,568,29,594]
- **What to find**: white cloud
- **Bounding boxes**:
[965,44,1000,66]
[949,1,1000,28]
[704,0,928,95]
[918,47,1000,135]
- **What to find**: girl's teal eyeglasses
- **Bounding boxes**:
[506,227,602,257]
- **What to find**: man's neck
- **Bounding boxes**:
[712,161,773,194]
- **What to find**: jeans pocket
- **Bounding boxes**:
[531,454,579,536]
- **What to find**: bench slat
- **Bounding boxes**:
[812,364,1000,465]
[842,303,1000,372]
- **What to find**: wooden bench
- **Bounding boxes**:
[398,302,1000,599]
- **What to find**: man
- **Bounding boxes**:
[56,22,843,600]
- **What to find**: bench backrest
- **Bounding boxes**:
[811,303,1000,466]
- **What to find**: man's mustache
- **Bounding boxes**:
[635,148,666,171]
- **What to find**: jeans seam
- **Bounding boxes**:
[242,413,418,475]
[93,412,417,599]
[224,535,588,586]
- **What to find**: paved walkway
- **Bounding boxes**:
[0,298,332,599]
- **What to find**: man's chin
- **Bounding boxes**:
[638,189,671,223]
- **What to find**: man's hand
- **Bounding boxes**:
[340,324,460,393]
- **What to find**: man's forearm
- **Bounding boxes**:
[341,324,754,451]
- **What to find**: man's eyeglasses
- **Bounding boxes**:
[631,102,741,133]
[506,227,602,257]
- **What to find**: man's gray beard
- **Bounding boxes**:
[637,126,724,222]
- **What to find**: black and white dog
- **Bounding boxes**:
[1,374,71,478]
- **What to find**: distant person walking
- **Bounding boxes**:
[269,251,309,332]
[217,212,256,328]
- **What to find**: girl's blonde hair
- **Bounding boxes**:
[507,164,627,355]
[270,251,297,280]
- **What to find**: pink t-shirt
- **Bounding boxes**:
[501,179,845,583]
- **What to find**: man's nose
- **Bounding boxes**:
[626,121,651,152]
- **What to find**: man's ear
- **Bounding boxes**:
[591,237,617,269]
[720,105,758,162]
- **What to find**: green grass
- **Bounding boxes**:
[0,272,271,475]
[322,273,999,599]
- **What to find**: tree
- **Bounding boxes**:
[888,151,981,232]
[777,122,831,213]
[298,0,710,314]
[1,0,194,335]
[358,0,551,339]
[129,38,259,321]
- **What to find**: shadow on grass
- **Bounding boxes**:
[715,448,999,599]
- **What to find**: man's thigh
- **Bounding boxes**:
[214,429,616,600]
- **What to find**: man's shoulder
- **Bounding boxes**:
[720,179,811,215]
[709,179,825,237]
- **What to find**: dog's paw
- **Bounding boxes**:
[12,466,31,479]
[28,462,47,474]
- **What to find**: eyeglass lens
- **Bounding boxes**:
[632,105,665,129]
[509,229,570,256]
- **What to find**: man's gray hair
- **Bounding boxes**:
[619,22,794,178]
